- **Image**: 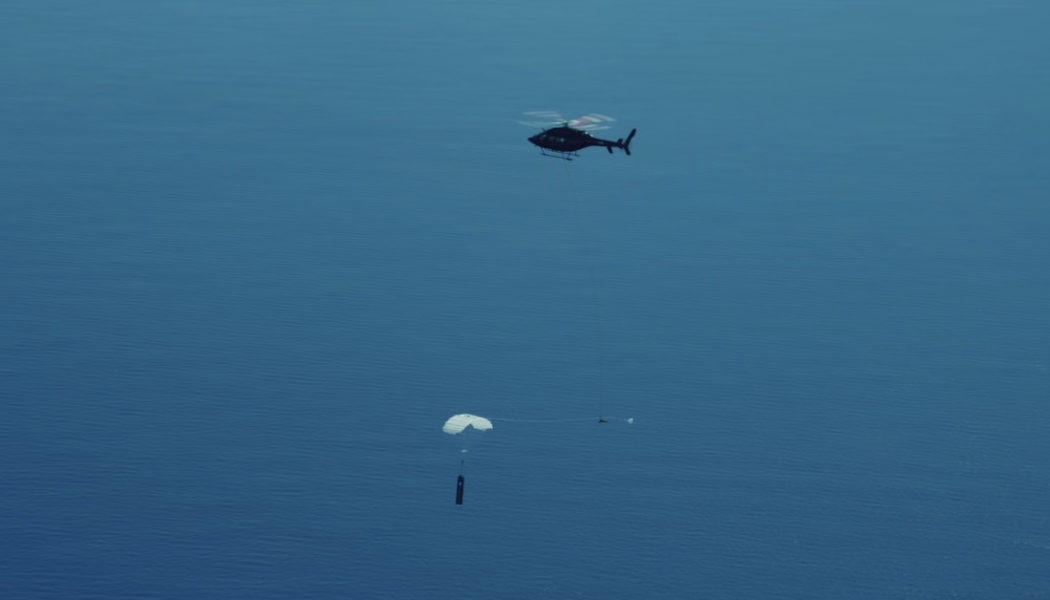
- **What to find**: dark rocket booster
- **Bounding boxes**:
[455,474,465,505]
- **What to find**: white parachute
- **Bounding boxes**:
[442,413,493,435]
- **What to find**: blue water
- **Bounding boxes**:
[3,1,1049,598]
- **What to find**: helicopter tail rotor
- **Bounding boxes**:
[616,129,637,156]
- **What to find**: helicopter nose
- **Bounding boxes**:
[528,133,542,147]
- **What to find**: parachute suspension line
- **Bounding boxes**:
[489,416,596,424]
[492,416,634,425]
[563,165,609,423]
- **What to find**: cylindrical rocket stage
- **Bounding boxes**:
[455,474,465,505]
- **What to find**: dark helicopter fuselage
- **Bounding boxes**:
[528,126,636,157]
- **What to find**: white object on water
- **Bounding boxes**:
[442,414,494,435]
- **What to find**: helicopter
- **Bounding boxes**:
[520,111,636,160]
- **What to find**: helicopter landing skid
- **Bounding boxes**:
[539,149,578,161]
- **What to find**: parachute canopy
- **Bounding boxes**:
[442,414,493,435]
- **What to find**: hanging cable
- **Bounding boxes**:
[562,163,609,422]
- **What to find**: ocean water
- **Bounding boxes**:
[2,1,1049,598]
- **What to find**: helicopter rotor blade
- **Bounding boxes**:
[566,113,616,131]
[518,110,566,128]
[518,111,616,131]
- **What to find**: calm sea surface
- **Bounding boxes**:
[3,1,1049,598]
